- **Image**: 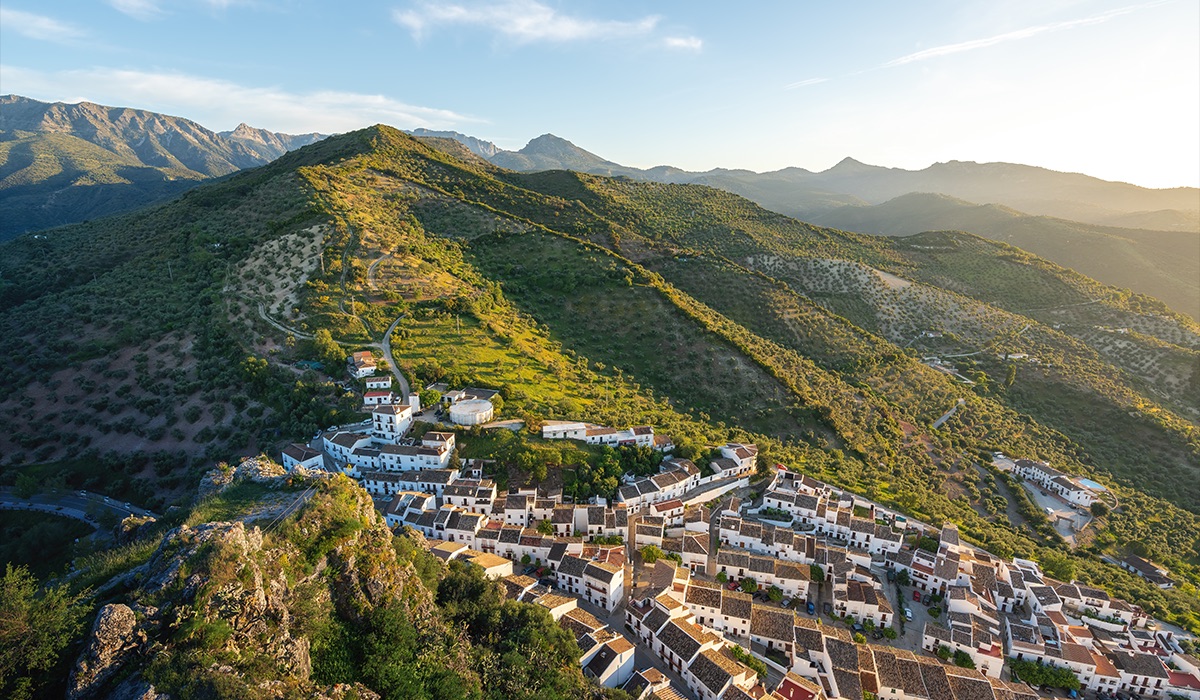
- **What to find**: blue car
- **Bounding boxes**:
[806,601,816,615]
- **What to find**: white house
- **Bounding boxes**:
[348,351,376,379]
[281,443,323,471]
[365,376,392,390]
[371,403,414,441]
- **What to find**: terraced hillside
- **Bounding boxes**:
[1,126,1197,632]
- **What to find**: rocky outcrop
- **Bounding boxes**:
[68,604,144,699]
[197,455,289,498]
[67,477,427,698]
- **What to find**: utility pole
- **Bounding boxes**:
[167,261,173,282]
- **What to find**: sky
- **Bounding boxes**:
[2,0,1198,188]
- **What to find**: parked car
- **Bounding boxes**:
[823,602,832,614]
[538,578,555,589]
[886,569,896,582]
[912,590,922,602]
[921,593,932,606]
[806,601,816,615]
[727,581,740,591]
[852,623,865,633]
[872,629,885,640]
[781,597,792,607]
[904,608,913,621]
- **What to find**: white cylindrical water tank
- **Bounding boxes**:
[449,399,494,426]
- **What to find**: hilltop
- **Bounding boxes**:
[0,95,328,240]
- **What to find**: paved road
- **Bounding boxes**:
[931,398,965,429]
[366,254,390,290]
[0,488,159,529]
[381,314,412,397]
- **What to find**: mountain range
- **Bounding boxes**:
[1,93,1196,319]
[423,131,1198,319]
[0,95,326,240]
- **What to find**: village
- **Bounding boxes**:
[274,351,1199,700]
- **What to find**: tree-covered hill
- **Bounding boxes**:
[1,125,1197,635]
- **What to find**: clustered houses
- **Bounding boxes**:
[498,580,639,690]
[714,550,813,602]
[759,470,904,556]
[617,445,755,512]
[1011,459,1099,508]
[287,392,1200,699]
[627,561,1044,700]
[541,420,657,448]
[875,523,1200,698]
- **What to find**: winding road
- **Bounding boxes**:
[0,488,160,530]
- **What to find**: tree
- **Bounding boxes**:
[419,389,442,411]
[716,571,727,584]
[883,627,897,640]
[521,554,531,565]
[1005,363,1017,388]
[1090,501,1109,518]
[853,632,867,644]
[536,519,554,536]
[13,474,37,500]
[312,329,343,371]
[1039,548,1076,582]
[936,645,952,661]
[810,564,825,582]
[767,586,783,603]
[739,577,758,594]
[0,564,88,698]
[639,545,663,565]
[895,569,911,587]
[952,650,976,669]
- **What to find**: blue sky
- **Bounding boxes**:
[2,0,1197,188]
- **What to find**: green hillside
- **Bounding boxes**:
[812,192,1200,320]
[0,132,209,238]
[1,125,1197,634]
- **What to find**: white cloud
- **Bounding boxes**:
[108,0,164,20]
[882,2,1162,68]
[0,8,86,42]
[393,0,660,43]
[784,77,828,90]
[663,36,702,51]
[0,65,480,134]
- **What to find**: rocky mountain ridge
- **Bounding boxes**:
[0,95,329,240]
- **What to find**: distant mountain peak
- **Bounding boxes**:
[826,156,882,175]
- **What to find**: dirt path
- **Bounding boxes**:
[254,301,314,340]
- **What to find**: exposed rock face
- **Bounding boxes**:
[68,604,144,699]
[198,455,289,498]
[66,477,429,698]
[116,514,157,545]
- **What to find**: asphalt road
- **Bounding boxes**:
[0,488,159,530]
[381,314,412,397]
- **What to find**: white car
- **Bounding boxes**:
[904,608,913,621]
